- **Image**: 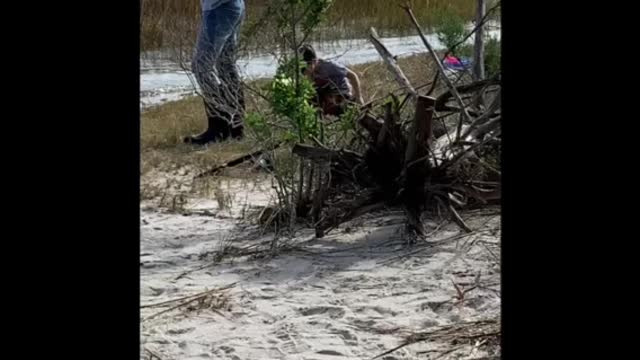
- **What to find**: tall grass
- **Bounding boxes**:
[141,0,484,55]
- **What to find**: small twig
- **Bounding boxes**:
[141,282,238,309]
[470,115,501,140]
[451,278,478,303]
[452,279,464,299]
[434,76,501,112]
[449,202,472,233]
[145,347,163,360]
[483,243,500,263]
[462,89,502,139]
[174,261,216,281]
[433,346,463,360]
[440,132,497,171]
[194,142,283,179]
[144,290,231,322]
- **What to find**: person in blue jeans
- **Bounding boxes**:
[185,0,246,145]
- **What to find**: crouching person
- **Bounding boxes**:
[298,44,364,117]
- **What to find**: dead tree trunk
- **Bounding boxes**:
[402,95,435,237]
[473,0,487,108]
[473,0,486,82]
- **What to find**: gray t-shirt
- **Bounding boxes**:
[312,59,352,96]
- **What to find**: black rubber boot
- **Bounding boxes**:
[183,116,221,145]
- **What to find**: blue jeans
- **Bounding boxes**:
[192,0,245,128]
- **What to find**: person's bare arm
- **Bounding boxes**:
[346,68,364,104]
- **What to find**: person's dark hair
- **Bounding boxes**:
[298,44,317,64]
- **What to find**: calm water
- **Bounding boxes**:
[140,24,500,109]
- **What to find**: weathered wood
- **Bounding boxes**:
[402,5,473,140]
[473,0,486,83]
[305,163,315,201]
[436,105,499,119]
[432,123,471,161]
[469,115,501,140]
[195,142,282,179]
[462,89,502,139]
[292,144,363,163]
[434,77,501,111]
[369,27,416,97]
[449,202,473,233]
[312,163,330,233]
[404,95,435,164]
[402,95,436,236]
[467,184,501,204]
[292,144,338,162]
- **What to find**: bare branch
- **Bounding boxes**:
[401,5,473,141]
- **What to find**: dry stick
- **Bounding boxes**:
[449,202,473,233]
[143,296,204,321]
[368,27,417,97]
[194,142,283,179]
[174,260,222,281]
[402,5,472,142]
[143,287,233,322]
[372,319,500,359]
[433,346,462,360]
[144,347,163,360]
[140,282,238,309]
[434,77,500,111]
[440,132,496,171]
[292,143,340,161]
[473,0,487,85]
[402,95,435,236]
[435,195,470,233]
[462,88,502,139]
[470,115,502,140]
[483,243,500,263]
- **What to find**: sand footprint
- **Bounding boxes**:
[166,327,195,335]
[299,306,346,319]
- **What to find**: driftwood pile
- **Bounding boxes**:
[292,12,501,239]
[293,89,500,239]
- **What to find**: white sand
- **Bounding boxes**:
[141,179,501,359]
